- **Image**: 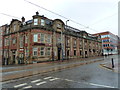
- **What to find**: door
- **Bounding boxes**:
[85,51,87,58]
[58,48,61,60]
[13,55,15,64]
[67,50,69,59]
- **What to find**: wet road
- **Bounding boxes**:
[2,55,119,89]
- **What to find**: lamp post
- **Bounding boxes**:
[61,20,69,61]
[66,20,69,26]
[65,20,69,60]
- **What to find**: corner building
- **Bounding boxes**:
[3,12,102,65]
[93,31,118,55]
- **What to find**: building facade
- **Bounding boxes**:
[93,31,118,55]
[2,12,102,65]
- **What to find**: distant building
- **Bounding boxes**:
[2,12,102,65]
[93,31,118,55]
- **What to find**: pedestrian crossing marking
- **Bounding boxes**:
[31,79,41,83]
[44,76,52,80]
[65,79,73,82]
[49,78,60,81]
[36,81,47,86]
[14,83,27,88]
[22,85,32,89]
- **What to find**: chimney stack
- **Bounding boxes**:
[21,17,25,25]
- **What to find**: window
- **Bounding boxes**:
[25,35,28,43]
[46,47,51,56]
[74,40,76,47]
[57,37,61,43]
[102,39,109,42]
[33,34,38,42]
[6,27,9,34]
[33,48,38,56]
[57,23,61,29]
[4,38,9,46]
[25,49,29,57]
[41,19,45,26]
[12,38,16,44]
[40,33,45,43]
[47,34,51,43]
[20,36,23,48]
[101,34,110,38]
[13,24,16,31]
[66,38,70,46]
[40,47,44,56]
[4,38,7,46]
[34,19,38,25]
[74,50,76,56]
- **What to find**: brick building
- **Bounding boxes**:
[93,31,118,55]
[2,12,102,65]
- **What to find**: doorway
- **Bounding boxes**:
[58,48,61,60]
[13,54,16,64]
[67,50,69,59]
[85,51,87,58]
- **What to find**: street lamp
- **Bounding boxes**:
[61,20,69,61]
[66,20,69,27]
[65,20,69,60]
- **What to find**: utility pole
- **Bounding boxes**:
[65,20,69,60]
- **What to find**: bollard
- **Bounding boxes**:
[111,58,114,68]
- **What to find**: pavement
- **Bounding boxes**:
[100,58,119,73]
[1,56,104,82]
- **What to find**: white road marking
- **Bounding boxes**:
[65,79,73,82]
[36,81,47,86]
[62,78,116,88]
[31,79,41,83]
[14,83,27,88]
[22,85,32,89]
[44,76,52,80]
[89,83,115,88]
[49,78,60,81]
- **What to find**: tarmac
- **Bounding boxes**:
[1,56,116,82]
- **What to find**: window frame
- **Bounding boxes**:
[40,47,45,56]
[41,19,45,26]
[34,18,38,25]
[40,33,45,43]
[46,47,51,56]
[33,34,38,42]
[33,47,38,56]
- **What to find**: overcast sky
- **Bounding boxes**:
[0,0,119,35]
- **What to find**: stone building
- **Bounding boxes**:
[2,12,102,65]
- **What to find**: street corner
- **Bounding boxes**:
[99,63,118,73]
[100,64,113,70]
